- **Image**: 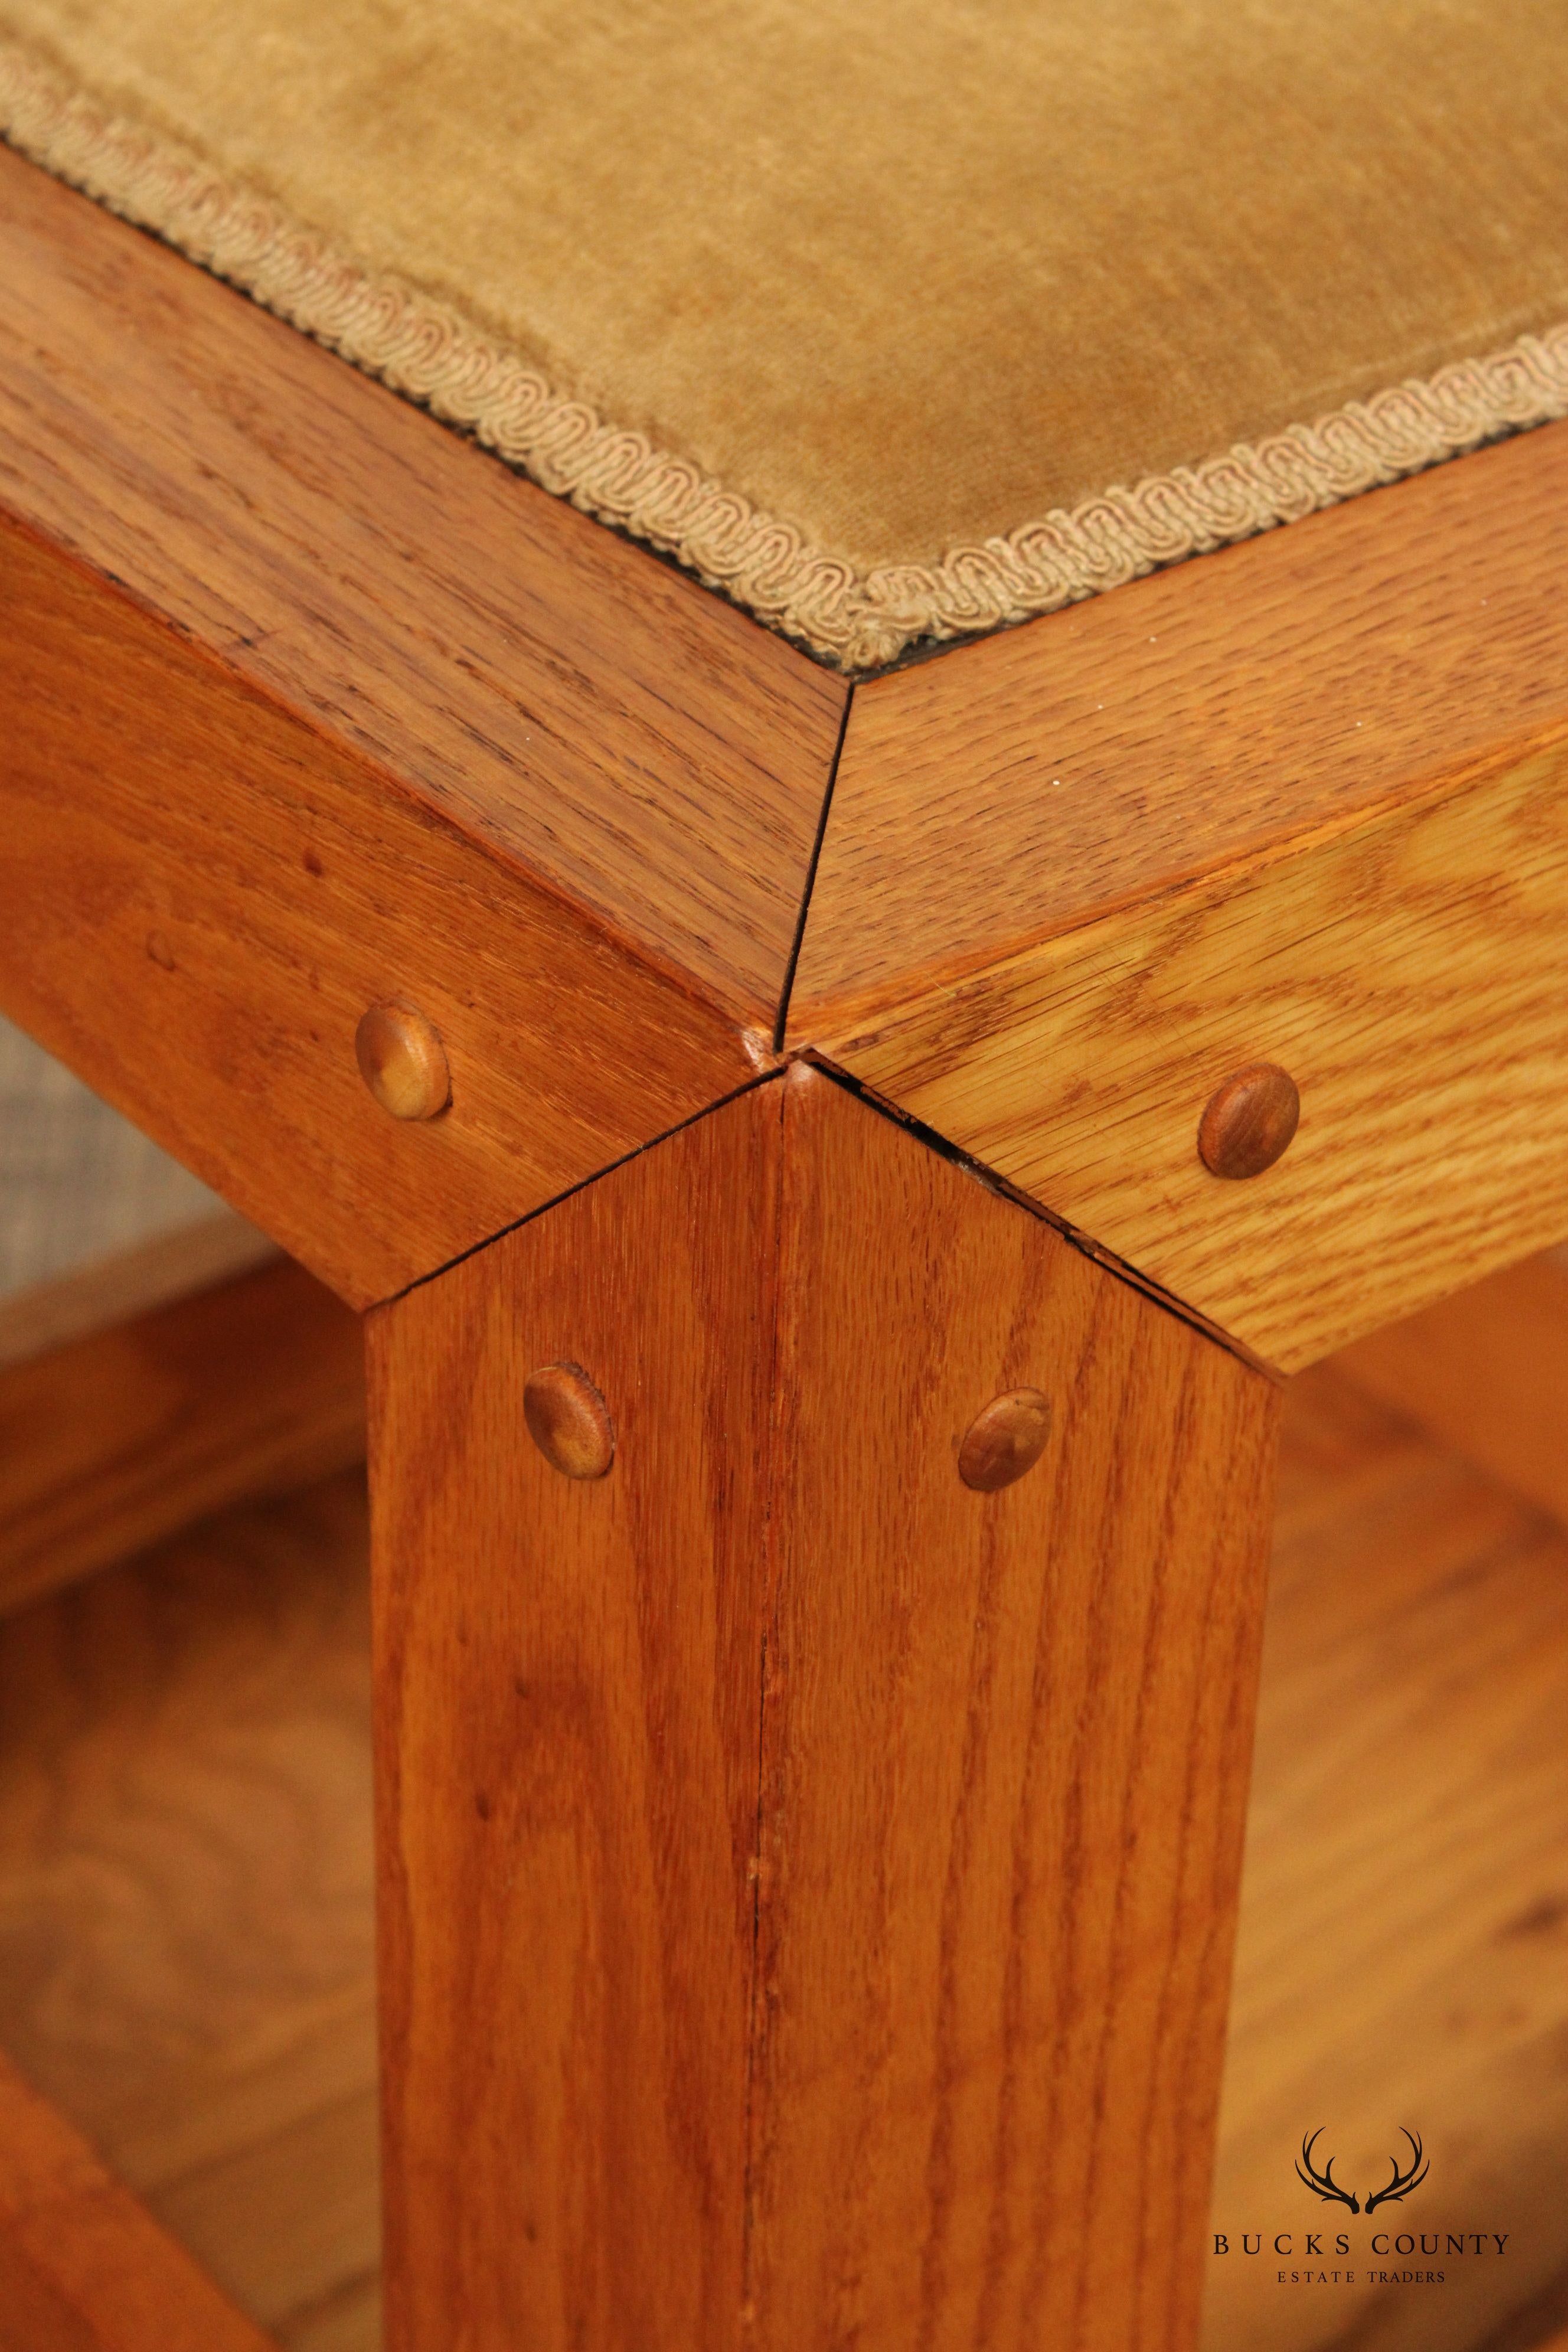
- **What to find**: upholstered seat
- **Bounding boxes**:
[2,1,1565,668]
[9,10,1568,2351]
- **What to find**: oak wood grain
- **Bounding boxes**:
[815,730,1568,1370]
[0,1253,365,1617]
[791,416,1568,1029]
[369,1066,1279,2351]
[367,1083,781,2352]
[0,142,846,1028]
[0,1472,377,2350]
[6,1350,1566,2352]
[0,2053,276,2350]
[748,1067,1279,2352]
[0,511,760,1306]
[1207,1363,1568,2352]
[1334,1247,1568,1531]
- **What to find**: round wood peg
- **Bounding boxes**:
[354,1001,450,1121]
[1198,1062,1299,1180]
[958,1387,1052,1492]
[524,1361,615,1479]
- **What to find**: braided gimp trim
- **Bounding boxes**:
[5,35,1567,671]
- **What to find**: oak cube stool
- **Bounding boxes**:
[2,4,1568,2347]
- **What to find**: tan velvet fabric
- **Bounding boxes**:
[2,2,1567,665]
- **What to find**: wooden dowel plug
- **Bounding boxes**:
[524,1361,615,1479]
[355,1002,450,1121]
[958,1387,1052,1491]
[1198,1063,1299,1180]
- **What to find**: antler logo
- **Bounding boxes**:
[1295,2129,1429,2215]
[1365,2130,1429,2214]
[1296,2130,1360,2213]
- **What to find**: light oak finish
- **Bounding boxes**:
[368,1068,1279,2352]
[1207,1362,1568,2352]
[0,1255,365,1618]
[7,113,1568,2352]
[368,1081,779,2352]
[0,2054,274,2351]
[749,1070,1278,2352]
[0,1472,378,2352]
[813,730,1568,1370]
[1198,1063,1299,1182]
[0,144,845,1028]
[955,1384,1051,1490]
[0,512,759,1306]
[1335,1247,1568,1531]
[9,127,1568,1367]
[790,417,1568,1028]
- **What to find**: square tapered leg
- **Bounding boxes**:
[367,1066,1280,2352]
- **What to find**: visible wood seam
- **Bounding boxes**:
[3,32,1566,671]
[364,1067,788,1313]
[789,707,1568,1043]
[739,1072,790,2330]
[799,1055,1280,1378]
[772,681,854,1051]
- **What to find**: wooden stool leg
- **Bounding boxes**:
[367,1066,1280,2352]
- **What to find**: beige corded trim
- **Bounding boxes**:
[5,33,1568,673]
